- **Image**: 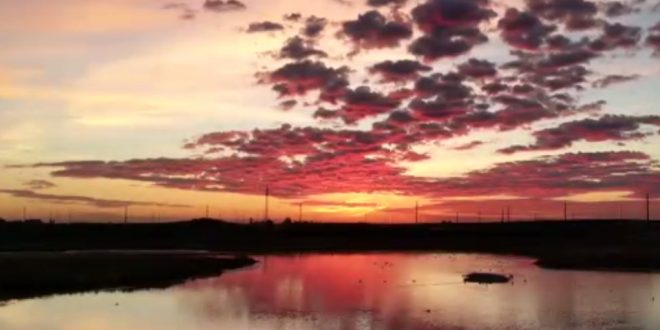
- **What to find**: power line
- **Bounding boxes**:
[264,186,270,221]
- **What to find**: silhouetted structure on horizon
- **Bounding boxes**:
[264,186,270,221]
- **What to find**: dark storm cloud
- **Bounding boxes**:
[340,10,413,49]
[498,115,660,154]
[203,0,246,12]
[452,140,484,150]
[279,36,327,59]
[526,0,599,30]
[409,97,471,121]
[447,93,599,134]
[279,99,298,110]
[412,75,473,100]
[367,0,407,6]
[302,16,328,38]
[313,107,342,120]
[0,189,190,209]
[538,49,597,70]
[260,60,349,97]
[369,60,432,82]
[481,81,509,94]
[646,22,660,54]
[408,0,494,60]
[339,86,401,124]
[247,21,284,33]
[163,2,196,20]
[592,74,640,88]
[589,22,642,51]
[457,58,497,79]
[531,65,590,90]
[411,0,496,32]
[418,151,660,198]
[497,9,556,50]
[408,27,488,61]
[284,13,302,21]
[601,1,639,17]
[23,179,56,190]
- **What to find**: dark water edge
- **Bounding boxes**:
[0,252,256,302]
[0,219,659,303]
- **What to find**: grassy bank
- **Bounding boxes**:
[0,252,256,301]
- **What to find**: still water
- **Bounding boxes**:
[0,253,659,330]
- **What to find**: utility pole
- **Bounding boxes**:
[647,193,651,222]
[415,201,419,224]
[264,186,270,221]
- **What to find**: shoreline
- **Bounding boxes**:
[0,245,658,302]
[0,252,256,302]
[0,219,658,302]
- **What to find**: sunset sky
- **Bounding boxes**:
[1,0,659,222]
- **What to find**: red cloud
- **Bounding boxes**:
[526,0,599,30]
[340,11,413,49]
[0,189,190,209]
[498,9,556,50]
[279,36,327,59]
[338,87,401,124]
[247,21,284,33]
[203,0,246,12]
[590,23,642,51]
[411,0,496,33]
[369,60,432,82]
[29,150,659,200]
[498,115,660,154]
[260,60,349,97]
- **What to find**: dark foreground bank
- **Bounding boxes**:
[0,252,256,301]
[1,219,660,272]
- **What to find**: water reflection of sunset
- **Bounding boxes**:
[173,254,660,330]
[0,253,659,329]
